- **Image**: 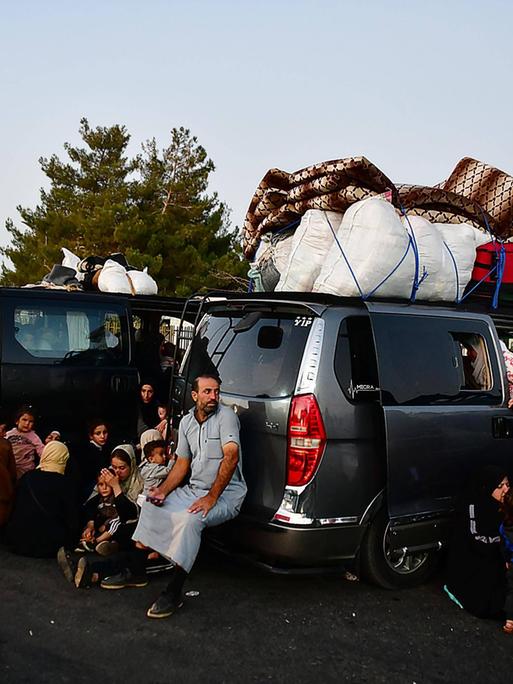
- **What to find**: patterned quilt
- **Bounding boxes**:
[243,156,513,259]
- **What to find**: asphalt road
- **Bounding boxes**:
[1,545,511,683]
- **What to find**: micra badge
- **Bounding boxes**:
[265,421,279,431]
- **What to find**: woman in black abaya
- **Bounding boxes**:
[445,465,510,619]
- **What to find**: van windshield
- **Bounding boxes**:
[187,312,313,398]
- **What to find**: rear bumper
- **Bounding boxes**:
[206,516,367,572]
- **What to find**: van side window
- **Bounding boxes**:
[334,317,379,402]
[10,304,127,365]
[452,333,492,391]
[370,314,501,406]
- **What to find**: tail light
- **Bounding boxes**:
[286,394,326,486]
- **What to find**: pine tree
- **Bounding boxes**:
[1,120,247,294]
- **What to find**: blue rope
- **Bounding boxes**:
[459,263,498,300]
[418,266,429,288]
[271,219,301,236]
[500,523,513,562]
[364,236,414,299]
[457,238,506,309]
[443,241,461,303]
[492,243,506,309]
[324,212,365,299]
[324,208,415,301]
[399,205,420,301]
[477,205,494,239]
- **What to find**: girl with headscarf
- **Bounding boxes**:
[445,465,510,618]
[5,441,79,557]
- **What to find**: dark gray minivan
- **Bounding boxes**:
[184,292,513,588]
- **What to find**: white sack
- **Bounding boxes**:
[61,247,81,272]
[313,198,415,299]
[276,210,341,292]
[250,232,294,291]
[128,267,158,295]
[402,216,455,301]
[97,259,133,294]
[433,223,489,300]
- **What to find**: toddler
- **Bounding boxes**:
[501,488,513,633]
[139,439,173,495]
[78,474,119,555]
[6,408,44,479]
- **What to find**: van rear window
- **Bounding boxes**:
[187,312,313,398]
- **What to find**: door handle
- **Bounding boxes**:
[492,416,513,438]
[110,376,122,392]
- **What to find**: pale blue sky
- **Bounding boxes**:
[1,0,512,256]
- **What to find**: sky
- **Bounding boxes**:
[1,0,513,260]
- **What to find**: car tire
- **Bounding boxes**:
[360,507,439,589]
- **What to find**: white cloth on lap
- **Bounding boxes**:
[133,485,237,572]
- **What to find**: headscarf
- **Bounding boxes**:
[140,429,162,450]
[111,444,143,504]
[37,441,69,475]
[138,380,160,430]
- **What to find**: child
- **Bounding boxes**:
[68,419,110,503]
[6,407,44,479]
[500,488,513,634]
[78,474,119,555]
[139,439,173,495]
[155,402,170,438]
[157,403,168,424]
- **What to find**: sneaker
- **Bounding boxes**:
[146,592,184,619]
[74,557,93,588]
[75,540,94,553]
[100,569,148,590]
[57,547,75,583]
[95,540,120,557]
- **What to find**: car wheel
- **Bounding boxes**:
[360,507,439,589]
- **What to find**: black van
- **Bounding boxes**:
[0,287,196,441]
[183,292,513,587]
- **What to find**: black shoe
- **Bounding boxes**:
[100,569,148,590]
[57,547,75,583]
[74,557,93,588]
[146,592,184,619]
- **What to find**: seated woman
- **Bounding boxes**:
[445,465,510,619]
[5,441,79,557]
[90,444,143,552]
[58,444,169,587]
[137,381,164,439]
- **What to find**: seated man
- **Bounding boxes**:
[100,373,247,619]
